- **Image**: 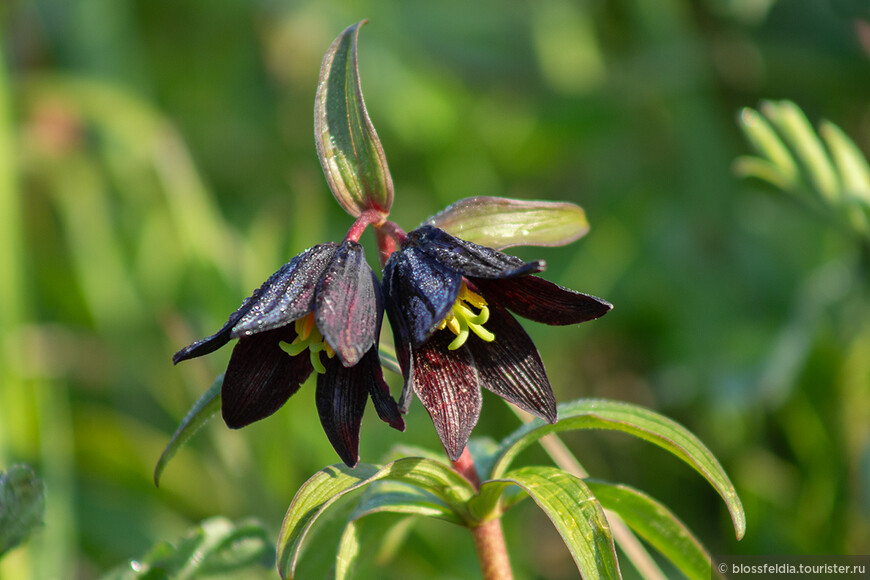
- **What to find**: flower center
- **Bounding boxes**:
[436,283,495,350]
[279,313,336,374]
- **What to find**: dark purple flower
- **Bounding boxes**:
[173,240,404,467]
[382,225,612,460]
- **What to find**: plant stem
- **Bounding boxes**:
[451,447,514,580]
[471,518,514,580]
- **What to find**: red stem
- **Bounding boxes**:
[345,209,386,242]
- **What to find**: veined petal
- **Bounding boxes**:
[172,295,254,363]
[472,275,612,325]
[412,331,481,461]
[315,241,380,366]
[231,243,338,338]
[315,356,371,467]
[384,243,462,347]
[408,225,545,279]
[222,326,313,429]
[464,305,557,423]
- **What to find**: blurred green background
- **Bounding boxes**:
[2,0,869,578]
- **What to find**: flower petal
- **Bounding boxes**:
[360,348,405,431]
[408,225,545,279]
[172,297,255,364]
[315,241,380,367]
[382,264,414,413]
[231,243,338,338]
[472,275,612,325]
[464,305,557,423]
[383,243,462,347]
[315,357,371,467]
[412,331,481,461]
[222,326,313,429]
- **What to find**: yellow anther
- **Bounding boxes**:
[280,313,335,374]
[437,282,495,349]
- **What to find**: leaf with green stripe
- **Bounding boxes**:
[315,20,393,217]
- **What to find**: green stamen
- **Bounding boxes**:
[438,283,495,350]
[279,313,335,374]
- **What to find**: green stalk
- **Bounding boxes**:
[452,447,514,580]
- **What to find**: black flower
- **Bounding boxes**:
[173,240,404,467]
[382,225,611,460]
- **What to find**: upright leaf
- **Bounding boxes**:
[315,20,393,217]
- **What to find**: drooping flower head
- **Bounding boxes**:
[383,225,612,460]
[173,240,404,467]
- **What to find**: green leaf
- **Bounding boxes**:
[277,458,476,579]
[490,399,746,540]
[315,20,393,217]
[0,464,45,557]
[426,196,590,249]
[153,374,222,486]
[760,100,840,201]
[335,484,461,580]
[481,466,620,580]
[820,121,870,204]
[737,107,799,186]
[99,517,272,580]
[587,480,716,580]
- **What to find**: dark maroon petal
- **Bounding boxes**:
[464,305,557,423]
[315,357,371,467]
[383,243,462,347]
[315,241,380,367]
[173,285,266,364]
[359,348,405,431]
[472,275,612,325]
[412,331,481,461]
[231,243,339,338]
[382,256,415,413]
[221,326,313,429]
[408,225,545,280]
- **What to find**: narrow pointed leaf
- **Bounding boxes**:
[489,399,746,541]
[277,458,475,579]
[820,121,870,203]
[154,374,223,486]
[481,466,621,580]
[587,480,717,580]
[0,465,45,556]
[761,100,840,201]
[315,20,393,216]
[426,196,590,249]
[737,107,799,184]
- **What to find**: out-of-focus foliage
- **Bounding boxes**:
[0,465,45,557]
[1,0,869,578]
